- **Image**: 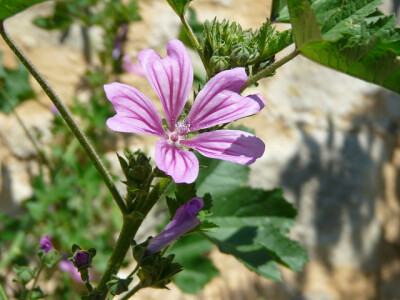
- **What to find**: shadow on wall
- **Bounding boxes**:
[279,89,400,298]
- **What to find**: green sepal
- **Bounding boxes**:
[106,275,133,295]
[38,249,61,268]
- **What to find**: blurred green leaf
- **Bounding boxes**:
[39,249,61,267]
[0,52,35,114]
[13,265,35,285]
[166,0,193,16]
[0,0,49,20]
[287,0,400,94]
[168,234,219,294]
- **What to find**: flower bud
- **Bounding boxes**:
[73,251,90,268]
[39,235,53,253]
[146,197,204,255]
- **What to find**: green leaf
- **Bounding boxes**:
[202,182,307,280]
[30,287,45,299]
[13,265,35,285]
[287,0,400,94]
[196,155,249,200]
[168,234,219,294]
[0,51,35,114]
[271,0,289,22]
[166,0,193,16]
[0,0,50,20]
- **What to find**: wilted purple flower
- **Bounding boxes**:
[105,39,265,183]
[122,54,146,77]
[50,104,60,115]
[146,197,204,255]
[73,251,89,267]
[39,235,53,253]
[112,24,128,60]
[59,260,83,283]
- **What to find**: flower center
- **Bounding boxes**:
[168,120,190,144]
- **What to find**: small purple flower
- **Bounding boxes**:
[73,251,90,267]
[105,39,265,183]
[59,260,83,283]
[146,197,204,255]
[39,235,53,253]
[50,104,60,115]
[112,24,128,60]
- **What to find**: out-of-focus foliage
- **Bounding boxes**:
[0,52,34,114]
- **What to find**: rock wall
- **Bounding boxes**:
[1,0,400,299]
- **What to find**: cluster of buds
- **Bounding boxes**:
[199,18,293,79]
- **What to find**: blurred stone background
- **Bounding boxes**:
[1,0,400,299]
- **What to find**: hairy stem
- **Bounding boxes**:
[27,264,43,300]
[120,283,142,300]
[179,14,211,78]
[0,20,127,215]
[95,177,172,298]
[241,50,299,92]
[0,282,8,300]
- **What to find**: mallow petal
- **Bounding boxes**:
[180,130,265,165]
[105,82,166,138]
[146,197,204,255]
[186,68,265,131]
[155,140,199,183]
[138,39,193,131]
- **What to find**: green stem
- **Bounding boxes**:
[12,107,53,173]
[95,177,172,298]
[241,50,300,92]
[0,282,8,300]
[179,14,211,78]
[27,264,44,300]
[0,20,127,215]
[120,283,142,300]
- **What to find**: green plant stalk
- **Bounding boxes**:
[241,50,300,92]
[27,264,44,300]
[120,283,142,300]
[96,177,172,298]
[179,14,211,78]
[0,282,8,300]
[0,20,127,215]
[0,231,25,270]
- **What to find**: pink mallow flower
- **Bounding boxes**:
[146,197,204,255]
[105,39,265,183]
[59,260,83,283]
[39,235,53,253]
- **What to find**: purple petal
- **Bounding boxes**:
[74,251,89,267]
[138,39,193,131]
[105,82,166,138]
[155,140,199,183]
[180,130,265,165]
[122,55,146,77]
[146,197,204,254]
[39,235,53,253]
[59,260,84,283]
[186,68,265,131]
